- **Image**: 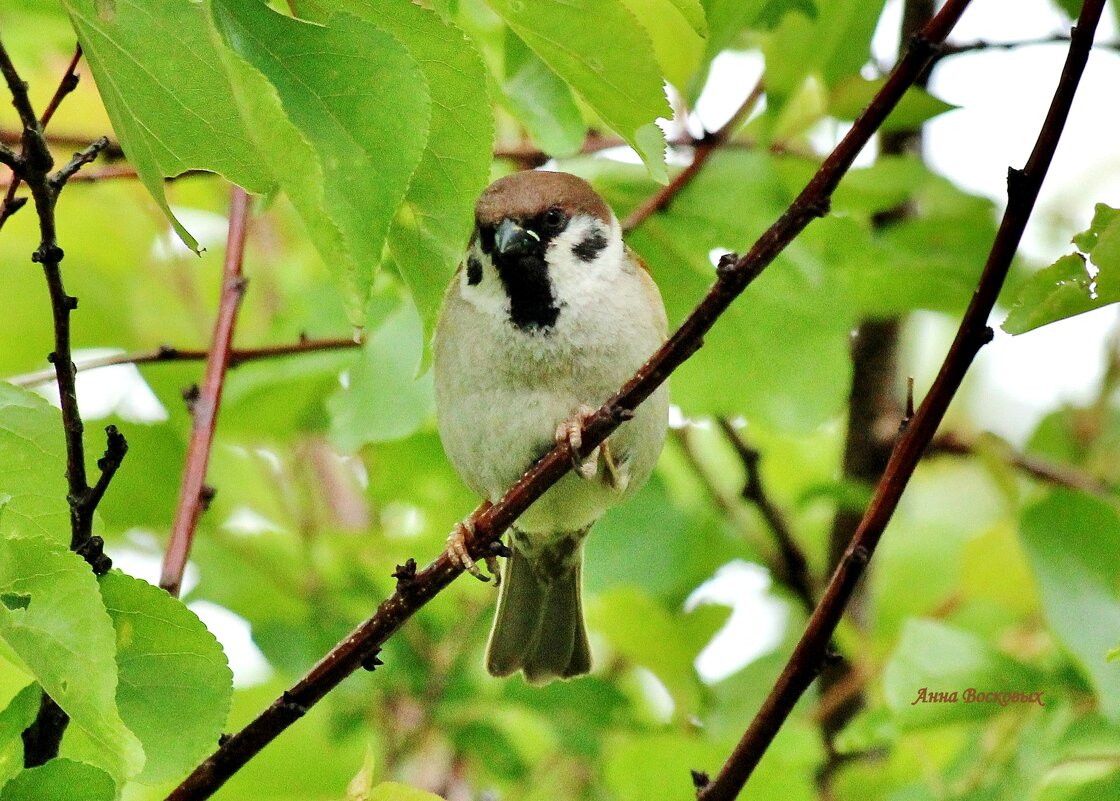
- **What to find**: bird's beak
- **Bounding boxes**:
[495,218,539,257]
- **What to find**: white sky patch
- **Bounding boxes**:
[188,600,273,688]
[34,348,168,423]
[222,505,285,537]
[686,560,788,684]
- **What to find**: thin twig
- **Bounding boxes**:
[0,35,122,768]
[928,431,1114,496]
[937,32,1120,60]
[622,80,765,232]
[163,3,972,797]
[698,3,1105,798]
[715,418,816,613]
[0,45,82,229]
[159,186,252,597]
[5,335,362,388]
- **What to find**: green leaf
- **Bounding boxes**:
[883,619,1044,729]
[62,0,275,250]
[500,30,588,157]
[209,0,431,324]
[0,685,39,789]
[100,571,233,785]
[354,0,494,332]
[1020,489,1120,722]
[0,527,143,783]
[615,151,855,429]
[1005,205,1120,334]
[328,293,434,452]
[618,0,707,89]
[830,77,958,132]
[0,759,115,801]
[1072,203,1120,254]
[367,781,447,801]
[699,0,814,93]
[488,0,672,182]
[1001,254,1108,335]
[764,0,886,102]
[588,587,728,717]
[0,384,69,546]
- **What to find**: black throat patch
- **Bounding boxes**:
[494,253,560,331]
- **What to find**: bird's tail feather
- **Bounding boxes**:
[486,529,591,684]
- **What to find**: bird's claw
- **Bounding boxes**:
[556,405,599,479]
[447,520,501,584]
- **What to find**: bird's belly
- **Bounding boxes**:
[436,378,667,535]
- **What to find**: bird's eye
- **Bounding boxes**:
[542,207,566,232]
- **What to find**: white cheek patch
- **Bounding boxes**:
[546,215,624,299]
[459,244,511,319]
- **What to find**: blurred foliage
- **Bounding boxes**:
[0,0,1118,800]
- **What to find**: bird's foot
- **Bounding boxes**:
[599,439,630,493]
[556,405,599,479]
[446,519,501,584]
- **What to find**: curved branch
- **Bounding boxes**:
[163,2,975,798]
[697,3,1106,798]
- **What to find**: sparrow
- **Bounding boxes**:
[433,170,669,684]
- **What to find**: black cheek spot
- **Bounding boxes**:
[572,230,608,262]
[467,255,482,285]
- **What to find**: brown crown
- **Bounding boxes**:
[475,171,612,227]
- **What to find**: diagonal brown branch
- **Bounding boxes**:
[697,2,1106,798]
[159,186,252,597]
[162,2,975,798]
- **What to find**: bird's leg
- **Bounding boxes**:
[556,404,599,479]
[599,440,630,493]
[446,518,501,583]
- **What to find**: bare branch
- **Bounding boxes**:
[698,3,1107,797]
[715,418,816,613]
[938,32,1120,60]
[0,44,82,229]
[159,186,252,597]
[622,80,765,232]
[163,2,975,797]
[49,136,110,190]
[0,35,119,769]
[5,335,362,388]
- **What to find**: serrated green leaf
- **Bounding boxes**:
[1021,490,1120,722]
[0,384,69,546]
[328,293,434,452]
[209,0,431,325]
[0,685,39,789]
[500,30,588,157]
[62,0,275,250]
[0,527,143,783]
[488,0,671,182]
[883,619,1043,729]
[830,77,958,131]
[619,0,706,88]
[0,758,115,801]
[342,0,493,333]
[100,571,233,785]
